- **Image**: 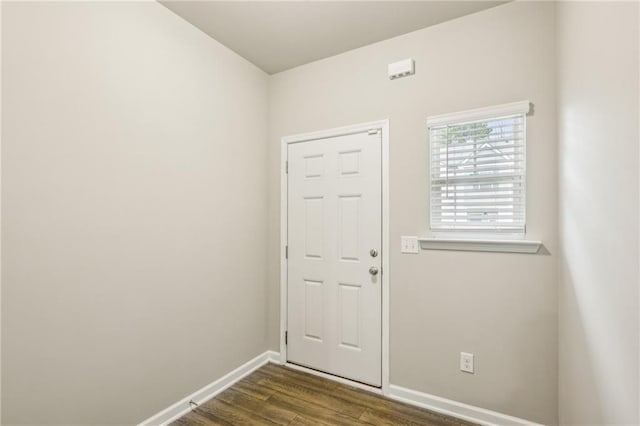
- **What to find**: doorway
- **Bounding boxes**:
[280,120,389,392]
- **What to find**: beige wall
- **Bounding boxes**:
[267,2,558,424]
[556,2,639,425]
[1,2,269,424]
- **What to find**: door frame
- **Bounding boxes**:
[279,119,390,395]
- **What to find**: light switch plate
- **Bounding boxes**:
[401,236,419,254]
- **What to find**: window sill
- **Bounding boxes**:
[418,237,542,254]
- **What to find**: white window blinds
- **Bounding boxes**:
[428,101,529,234]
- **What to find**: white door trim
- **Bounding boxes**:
[280,119,390,395]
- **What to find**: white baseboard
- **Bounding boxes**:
[138,351,540,426]
[388,384,543,426]
[138,350,280,426]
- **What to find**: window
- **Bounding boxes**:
[428,101,530,236]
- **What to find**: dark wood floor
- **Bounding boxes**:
[172,363,476,426]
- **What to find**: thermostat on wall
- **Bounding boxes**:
[388,58,415,80]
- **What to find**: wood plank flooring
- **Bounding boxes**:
[171,363,477,426]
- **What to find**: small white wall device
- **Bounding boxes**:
[388,58,415,80]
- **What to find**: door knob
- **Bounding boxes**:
[369,266,379,276]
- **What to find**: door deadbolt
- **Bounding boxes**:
[370,248,378,258]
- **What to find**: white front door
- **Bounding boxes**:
[287,130,382,387]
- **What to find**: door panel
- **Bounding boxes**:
[304,197,324,259]
[287,131,382,386]
[304,279,324,341]
[338,195,361,262]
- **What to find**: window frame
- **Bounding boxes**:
[427,100,531,240]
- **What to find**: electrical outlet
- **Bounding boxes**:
[401,236,419,254]
[460,352,474,374]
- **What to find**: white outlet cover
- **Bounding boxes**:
[401,236,419,254]
[460,352,474,374]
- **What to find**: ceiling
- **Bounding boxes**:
[160,1,506,75]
